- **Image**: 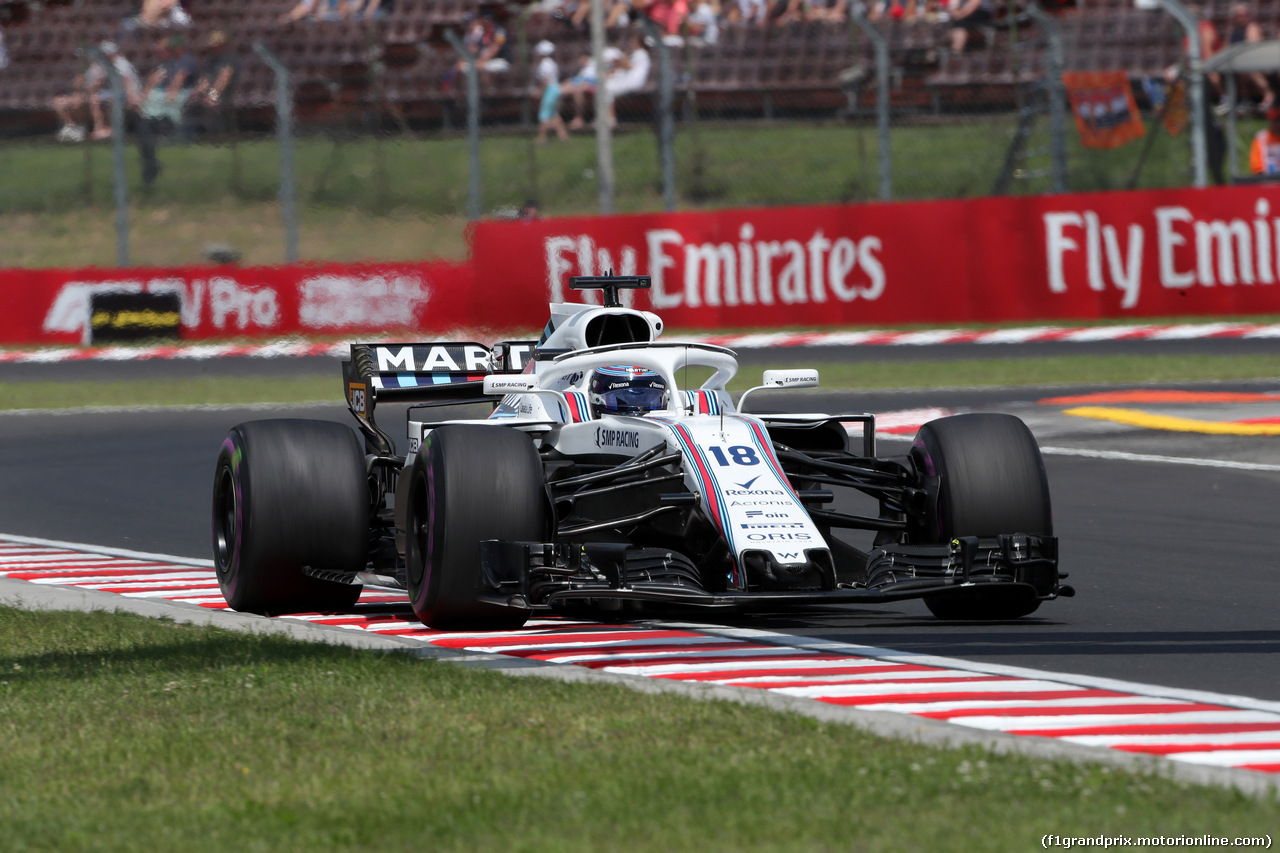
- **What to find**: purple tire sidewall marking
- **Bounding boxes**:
[216,435,244,599]
[409,448,437,612]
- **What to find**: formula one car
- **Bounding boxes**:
[212,275,1072,630]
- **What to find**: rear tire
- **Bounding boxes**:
[910,413,1051,620]
[405,425,546,631]
[212,419,366,615]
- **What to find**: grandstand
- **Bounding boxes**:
[0,0,1273,134]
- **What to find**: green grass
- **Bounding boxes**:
[1,608,1275,852]
[3,352,1279,411]
[1,113,1259,269]
[0,377,337,411]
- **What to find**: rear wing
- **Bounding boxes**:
[342,340,538,425]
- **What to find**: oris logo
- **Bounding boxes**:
[746,532,812,541]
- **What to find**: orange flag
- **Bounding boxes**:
[1062,71,1146,149]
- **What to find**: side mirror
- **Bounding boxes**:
[762,369,819,389]
[738,369,820,412]
[482,375,536,395]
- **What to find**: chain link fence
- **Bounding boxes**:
[0,0,1269,268]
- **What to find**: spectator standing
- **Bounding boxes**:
[188,29,239,136]
[52,41,141,143]
[1250,106,1280,175]
[1226,3,1273,112]
[137,33,199,186]
[533,39,568,142]
[639,0,689,36]
[949,0,994,53]
[0,24,8,71]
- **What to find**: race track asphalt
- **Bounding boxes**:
[3,341,1280,705]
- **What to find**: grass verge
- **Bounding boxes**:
[1,608,1275,853]
[0,114,1255,269]
[3,353,1280,411]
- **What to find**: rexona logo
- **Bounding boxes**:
[596,427,642,449]
[747,532,813,541]
[375,344,490,373]
[735,476,761,489]
[725,489,787,496]
[740,523,805,529]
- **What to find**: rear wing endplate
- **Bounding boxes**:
[342,340,538,425]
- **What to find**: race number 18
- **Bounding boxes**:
[708,445,760,466]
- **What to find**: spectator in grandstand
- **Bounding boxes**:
[533,39,568,143]
[281,0,349,23]
[137,33,199,186]
[779,0,849,22]
[564,36,649,131]
[52,41,141,143]
[561,46,615,130]
[444,12,511,90]
[1226,2,1273,112]
[188,29,238,136]
[131,0,192,29]
[601,30,651,128]
[725,0,768,27]
[0,25,8,71]
[637,0,690,36]
[1249,105,1280,175]
[685,0,721,46]
[348,0,393,18]
[948,0,994,53]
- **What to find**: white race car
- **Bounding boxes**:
[212,275,1071,630]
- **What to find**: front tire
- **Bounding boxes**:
[405,425,547,631]
[910,413,1052,620]
[213,419,367,615]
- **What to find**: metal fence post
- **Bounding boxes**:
[1158,0,1208,188]
[849,11,891,202]
[254,43,299,264]
[1027,3,1067,193]
[640,17,676,212]
[445,29,483,220]
[90,46,129,267]
[590,0,615,215]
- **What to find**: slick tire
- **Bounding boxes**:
[405,425,547,631]
[910,413,1052,621]
[213,419,366,615]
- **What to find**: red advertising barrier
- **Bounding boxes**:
[470,184,1280,328]
[3,184,1280,347]
[0,260,473,347]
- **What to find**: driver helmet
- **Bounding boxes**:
[589,366,667,416]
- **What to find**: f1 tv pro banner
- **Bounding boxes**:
[468,185,1280,328]
[0,260,473,347]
